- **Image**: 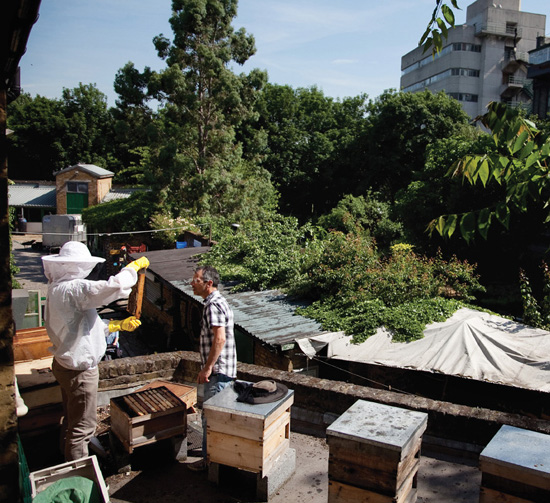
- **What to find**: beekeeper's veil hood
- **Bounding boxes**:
[42,241,105,282]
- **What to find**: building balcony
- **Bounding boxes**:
[500,99,531,113]
[502,51,529,73]
[475,23,521,40]
[500,76,527,98]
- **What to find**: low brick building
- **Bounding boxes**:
[54,164,114,214]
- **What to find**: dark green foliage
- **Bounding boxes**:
[9,205,20,289]
[519,268,544,328]
[61,84,114,167]
[7,93,69,179]
[365,90,470,201]
[205,214,484,342]
[393,130,490,251]
[431,102,550,243]
[317,193,402,251]
[128,0,275,222]
[518,263,550,329]
[256,84,370,221]
[7,85,117,179]
[82,191,158,233]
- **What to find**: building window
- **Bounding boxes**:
[452,43,481,53]
[448,92,479,102]
[66,181,89,194]
[402,68,479,93]
[530,46,550,65]
[402,43,482,76]
[451,68,480,77]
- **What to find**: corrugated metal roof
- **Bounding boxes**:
[172,281,327,348]
[133,247,329,349]
[55,163,114,178]
[130,247,211,282]
[8,184,56,207]
[102,188,143,202]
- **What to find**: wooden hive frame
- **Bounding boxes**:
[110,386,186,453]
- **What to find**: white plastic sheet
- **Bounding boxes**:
[298,308,550,392]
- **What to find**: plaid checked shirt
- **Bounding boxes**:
[199,289,237,378]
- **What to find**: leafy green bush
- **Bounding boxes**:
[204,215,484,342]
[82,191,157,233]
[297,296,463,343]
[290,231,377,300]
[317,193,403,250]
[203,216,313,291]
[149,212,200,249]
[518,263,550,329]
[294,240,484,342]
[9,205,20,289]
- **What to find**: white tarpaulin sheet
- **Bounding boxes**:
[297,308,550,392]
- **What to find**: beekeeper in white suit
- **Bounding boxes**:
[42,240,149,461]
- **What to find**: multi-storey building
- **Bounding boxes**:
[528,36,550,117]
[400,0,546,119]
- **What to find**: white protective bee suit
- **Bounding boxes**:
[42,241,145,461]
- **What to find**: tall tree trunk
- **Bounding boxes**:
[0,87,19,502]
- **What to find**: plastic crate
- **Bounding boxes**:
[29,455,110,502]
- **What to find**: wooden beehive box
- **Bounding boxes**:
[110,386,186,453]
[326,400,427,503]
[14,327,51,362]
[479,425,550,502]
[203,383,294,475]
[137,380,197,411]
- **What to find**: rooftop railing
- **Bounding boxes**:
[475,23,521,39]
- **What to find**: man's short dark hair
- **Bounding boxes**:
[196,265,220,287]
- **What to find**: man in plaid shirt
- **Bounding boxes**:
[189,265,236,470]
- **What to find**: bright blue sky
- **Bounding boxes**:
[19,0,550,107]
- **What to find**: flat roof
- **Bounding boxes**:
[8,183,56,208]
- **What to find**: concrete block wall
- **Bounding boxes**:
[99,351,189,390]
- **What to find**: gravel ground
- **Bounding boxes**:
[12,234,49,294]
[103,426,481,503]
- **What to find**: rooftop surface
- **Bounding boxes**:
[103,415,482,503]
[13,235,485,502]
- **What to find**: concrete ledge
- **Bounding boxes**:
[98,351,550,455]
[98,351,194,389]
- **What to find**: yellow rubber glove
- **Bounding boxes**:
[108,316,141,333]
[125,256,149,272]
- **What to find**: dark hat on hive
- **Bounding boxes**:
[235,380,288,404]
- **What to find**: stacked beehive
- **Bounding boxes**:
[326,400,427,503]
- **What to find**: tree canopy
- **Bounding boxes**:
[429,102,550,243]
[7,84,115,179]
[255,84,370,220]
